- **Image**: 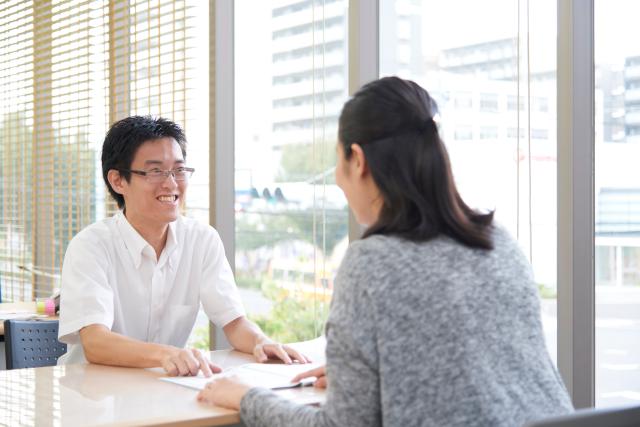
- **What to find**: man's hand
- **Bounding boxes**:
[161,348,222,377]
[253,338,311,364]
[222,316,311,364]
[292,365,327,388]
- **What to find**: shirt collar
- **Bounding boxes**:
[115,211,178,269]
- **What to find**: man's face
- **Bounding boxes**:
[118,137,187,228]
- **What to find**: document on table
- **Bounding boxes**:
[160,362,322,390]
[0,311,41,321]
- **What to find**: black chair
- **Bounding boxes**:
[4,319,67,369]
[524,405,640,427]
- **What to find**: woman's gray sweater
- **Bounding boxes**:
[240,226,573,426]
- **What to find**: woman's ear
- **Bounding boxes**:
[350,143,368,177]
[107,169,126,195]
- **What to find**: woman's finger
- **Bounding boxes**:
[314,376,328,388]
[292,365,325,383]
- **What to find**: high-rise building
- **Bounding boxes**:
[269,0,423,184]
[597,65,626,143]
[270,0,348,151]
[440,38,518,81]
[624,56,640,144]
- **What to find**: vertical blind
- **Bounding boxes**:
[0,0,200,301]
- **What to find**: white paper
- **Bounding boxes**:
[159,362,321,390]
[0,312,39,321]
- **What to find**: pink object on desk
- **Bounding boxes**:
[36,299,56,316]
[44,298,56,316]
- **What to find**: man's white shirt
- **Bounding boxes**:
[58,211,245,364]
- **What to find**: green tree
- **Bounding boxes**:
[236,207,348,255]
[276,141,337,183]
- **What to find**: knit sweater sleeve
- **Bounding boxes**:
[239,241,381,427]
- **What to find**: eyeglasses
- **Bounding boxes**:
[119,167,195,183]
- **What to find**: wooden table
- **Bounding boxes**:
[0,338,326,426]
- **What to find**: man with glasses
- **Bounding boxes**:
[57,116,308,376]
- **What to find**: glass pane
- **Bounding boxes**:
[380,0,557,361]
[234,0,349,342]
[595,0,640,407]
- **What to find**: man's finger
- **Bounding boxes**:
[254,345,268,363]
[194,350,212,377]
[173,357,191,376]
[271,345,293,364]
[183,351,201,376]
[283,346,309,363]
[208,361,223,374]
[163,360,179,377]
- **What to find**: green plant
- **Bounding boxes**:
[250,281,330,343]
[186,324,210,350]
[537,283,557,299]
[235,274,263,290]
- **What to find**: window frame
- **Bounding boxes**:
[557,0,595,408]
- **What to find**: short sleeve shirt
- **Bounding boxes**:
[57,211,245,364]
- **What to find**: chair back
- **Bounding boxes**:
[4,319,67,369]
[523,405,640,427]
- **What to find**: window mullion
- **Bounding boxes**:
[557,0,595,409]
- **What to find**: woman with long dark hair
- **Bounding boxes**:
[197,77,573,426]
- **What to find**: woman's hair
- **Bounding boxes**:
[338,76,494,249]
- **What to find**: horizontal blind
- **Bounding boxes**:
[108,0,199,217]
[0,2,35,300]
[0,0,203,301]
[31,0,109,297]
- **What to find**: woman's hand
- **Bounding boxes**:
[291,365,327,388]
[197,375,251,410]
[253,338,311,364]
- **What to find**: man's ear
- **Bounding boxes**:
[349,143,369,178]
[107,169,126,196]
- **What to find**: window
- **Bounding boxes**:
[453,93,473,109]
[479,93,499,112]
[508,127,524,139]
[380,0,558,367]
[454,126,473,140]
[531,129,549,140]
[533,97,549,112]
[234,0,349,343]
[596,245,617,286]
[595,0,640,405]
[0,0,208,346]
[508,95,525,111]
[480,126,499,140]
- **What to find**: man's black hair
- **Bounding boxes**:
[101,116,187,208]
